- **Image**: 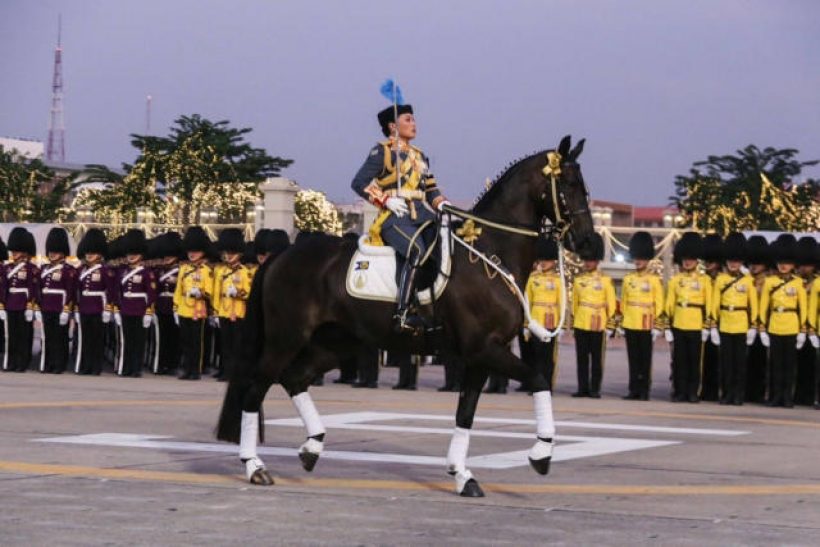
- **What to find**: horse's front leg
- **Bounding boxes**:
[446,364,489,497]
[240,374,276,485]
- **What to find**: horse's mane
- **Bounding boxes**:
[471,149,549,213]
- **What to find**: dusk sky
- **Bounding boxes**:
[2,0,818,206]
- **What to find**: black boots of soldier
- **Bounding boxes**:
[393,264,425,335]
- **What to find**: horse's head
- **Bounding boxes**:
[536,135,595,254]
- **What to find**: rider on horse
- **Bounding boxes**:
[351,102,450,333]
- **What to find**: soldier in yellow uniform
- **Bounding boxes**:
[711,233,759,406]
[524,238,563,392]
[621,231,664,401]
[794,236,818,405]
[744,235,770,402]
[571,233,616,398]
[807,258,820,409]
[212,229,253,382]
[759,234,807,408]
[173,227,214,380]
[700,234,724,401]
[665,232,712,403]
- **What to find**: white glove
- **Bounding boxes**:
[102,310,112,323]
[436,199,452,213]
[24,309,33,322]
[114,312,122,327]
[701,329,709,342]
[664,329,674,343]
[59,311,69,326]
[709,327,720,346]
[810,334,820,349]
[35,310,43,323]
[759,331,770,348]
[651,328,661,342]
[227,285,238,297]
[173,312,180,326]
[74,312,81,324]
[796,332,806,350]
[187,287,202,299]
[522,328,531,342]
[0,310,6,322]
[142,315,152,329]
[746,328,757,346]
[616,327,625,338]
[384,197,408,218]
[210,316,220,328]
[606,328,615,338]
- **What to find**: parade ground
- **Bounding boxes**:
[1,342,818,546]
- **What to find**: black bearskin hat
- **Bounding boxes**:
[242,241,256,264]
[722,232,747,262]
[107,236,124,261]
[46,227,70,256]
[535,237,559,261]
[253,229,272,255]
[159,232,183,259]
[0,237,7,262]
[377,104,413,137]
[771,233,797,264]
[701,234,723,263]
[77,229,108,259]
[745,235,769,266]
[122,229,147,256]
[578,232,604,261]
[218,228,245,254]
[674,232,702,261]
[628,231,655,261]
[268,229,291,259]
[796,236,818,266]
[146,236,163,261]
[182,226,211,253]
[7,227,32,254]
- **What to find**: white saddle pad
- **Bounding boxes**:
[346,224,451,304]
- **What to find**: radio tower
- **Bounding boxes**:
[46,15,65,162]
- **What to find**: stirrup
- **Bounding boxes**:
[393,309,424,334]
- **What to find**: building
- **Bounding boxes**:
[0,136,44,159]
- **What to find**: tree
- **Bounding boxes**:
[0,145,77,222]
[672,145,819,234]
[294,190,343,235]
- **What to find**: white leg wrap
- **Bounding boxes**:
[446,427,470,475]
[454,469,475,494]
[300,436,324,456]
[292,392,326,438]
[533,390,555,439]
[528,438,554,461]
[239,411,259,461]
[244,456,266,480]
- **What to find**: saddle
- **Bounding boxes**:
[346,223,452,304]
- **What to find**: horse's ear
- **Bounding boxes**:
[558,135,571,157]
[569,138,586,161]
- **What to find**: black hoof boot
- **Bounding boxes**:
[529,456,551,475]
[299,451,320,472]
[250,468,274,486]
[460,478,485,498]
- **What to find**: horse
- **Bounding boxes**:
[217,135,596,497]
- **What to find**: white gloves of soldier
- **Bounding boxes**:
[709,327,721,346]
[700,329,710,343]
[35,310,43,323]
[664,329,674,343]
[651,328,661,342]
[616,327,625,338]
[102,310,111,323]
[187,287,202,299]
[142,315,153,329]
[746,328,757,346]
[59,311,70,326]
[24,309,33,322]
[0,310,6,322]
[796,332,806,350]
[810,334,820,349]
[173,312,180,326]
[210,316,220,328]
[606,328,615,338]
[384,197,409,218]
[436,199,452,213]
[227,285,238,298]
[759,331,770,348]
[114,312,122,327]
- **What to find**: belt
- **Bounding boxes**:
[772,307,797,313]
[159,291,174,298]
[385,189,425,201]
[532,302,559,308]
[123,291,148,302]
[677,302,704,309]
[579,302,606,310]
[720,305,748,312]
[82,290,106,297]
[626,302,654,308]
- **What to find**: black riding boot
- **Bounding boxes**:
[394,264,424,334]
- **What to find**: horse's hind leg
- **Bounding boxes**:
[279,342,339,472]
[446,364,489,497]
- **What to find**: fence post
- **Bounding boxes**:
[259,177,300,237]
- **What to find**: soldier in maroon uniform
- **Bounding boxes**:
[38,227,77,374]
[113,229,157,377]
[4,228,39,372]
[155,232,183,375]
[75,229,112,375]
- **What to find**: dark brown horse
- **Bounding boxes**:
[217,135,595,497]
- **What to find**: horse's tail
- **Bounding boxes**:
[216,257,273,444]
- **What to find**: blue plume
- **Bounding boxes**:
[379,79,404,105]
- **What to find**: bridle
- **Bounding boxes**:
[541,150,591,243]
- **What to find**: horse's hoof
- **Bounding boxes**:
[299,451,320,472]
[459,478,485,498]
[529,456,551,476]
[250,468,274,485]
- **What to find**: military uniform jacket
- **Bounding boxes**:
[526,270,563,330]
[620,271,664,331]
[572,271,617,332]
[351,139,444,245]
[39,261,77,314]
[155,264,180,316]
[808,277,819,333]
[212,263,253,320]
[3,261,40,312]
[115,265,157,317]
[173,262,213,319]
[666,271,712,331]
[76,263,114,315]
[759,274,807,336]
[711,272,758,334]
